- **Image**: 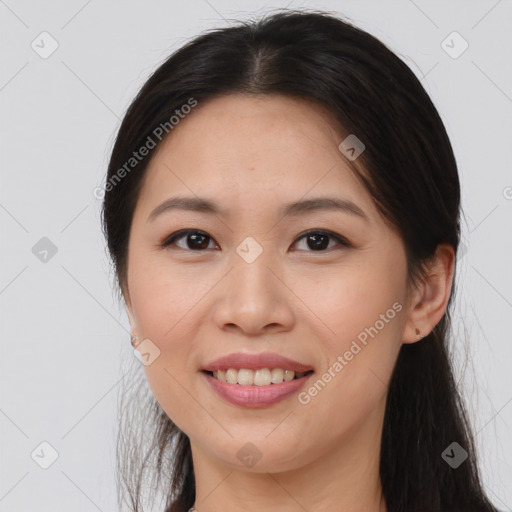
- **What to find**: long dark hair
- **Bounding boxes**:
[102,9,498,512]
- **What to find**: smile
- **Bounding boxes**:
[204,368,314,385]
[201,369,314,408]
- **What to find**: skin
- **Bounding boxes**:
[124,94,455,512]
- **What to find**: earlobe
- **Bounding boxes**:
[402,244,455,344]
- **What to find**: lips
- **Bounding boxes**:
[201,352,315,373]
[200,352,315,408]
[202,370,314,408]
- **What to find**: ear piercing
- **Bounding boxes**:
[131,335,140,348]
[415,327,422,339]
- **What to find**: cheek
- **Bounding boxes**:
[293,263,405,423]
[295,258,404,348]
[127,258,207,428]
[128,249,208,342]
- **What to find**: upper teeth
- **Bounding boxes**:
[212,368,308,386]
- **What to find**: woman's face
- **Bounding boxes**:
[125,93,412,472]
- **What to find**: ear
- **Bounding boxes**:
[126,305,136,330]
[123,283,139,339]
[402,243,455,344]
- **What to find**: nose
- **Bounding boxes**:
[211,250,295,336]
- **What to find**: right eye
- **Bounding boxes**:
[160,229,219,251]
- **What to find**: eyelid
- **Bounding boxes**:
[294,229,351,249]
[161,229,218,249]
[160,228,351,251]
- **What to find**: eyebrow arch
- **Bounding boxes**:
[147,195,369,223]
[148,196,225,223]
[282,197,369,222]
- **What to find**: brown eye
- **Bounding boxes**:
[161,229,349,253]
[161,230,217,251]
[292,230,350,252]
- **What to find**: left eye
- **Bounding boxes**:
[292,230,350,252]
[160,229,350,252]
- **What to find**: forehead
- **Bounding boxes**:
[137,93,377,221]
[163,93,345,160]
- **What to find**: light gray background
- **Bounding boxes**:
[1,0,511,510]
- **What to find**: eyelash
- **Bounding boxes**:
[160,229,351,253]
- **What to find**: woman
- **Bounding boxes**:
[102,9,499,512]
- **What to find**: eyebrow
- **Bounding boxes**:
[147,195,369,223]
